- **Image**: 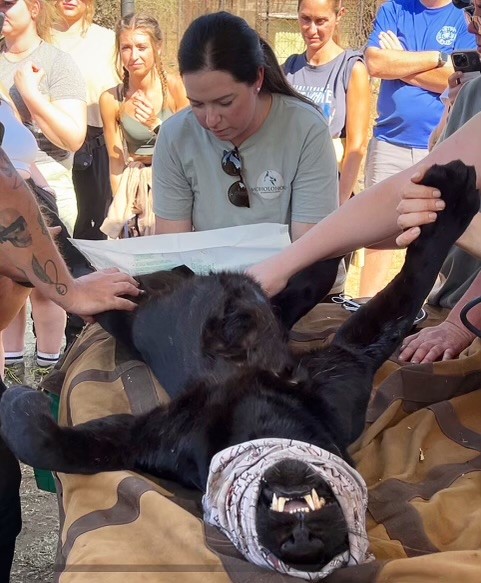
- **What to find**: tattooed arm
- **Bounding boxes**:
[0,148,141,316]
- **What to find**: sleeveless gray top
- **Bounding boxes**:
[284,50,363,139]
[116,84,173,157]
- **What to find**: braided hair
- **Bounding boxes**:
[114,13,168,108]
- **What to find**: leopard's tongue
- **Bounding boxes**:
[284,499,308,513]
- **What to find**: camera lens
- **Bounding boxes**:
[454,54,468,67]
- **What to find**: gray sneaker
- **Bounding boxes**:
[3,361,26,387]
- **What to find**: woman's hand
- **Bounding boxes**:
[61,268,142,318]
[396,166,446,247]
[399,320,474,363]
[14,62,45,100]
[132,90,159,132]
[246,258,289,297]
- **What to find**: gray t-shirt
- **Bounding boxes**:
[0,41,86,165]
[283,50,363,139]
[429,76,481,308]
[152,93,339,232]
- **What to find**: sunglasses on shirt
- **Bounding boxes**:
[464,5,481,35]
[221,147,250,208]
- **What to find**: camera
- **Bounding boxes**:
[452,50,481,72]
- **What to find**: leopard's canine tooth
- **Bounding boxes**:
[304,493,316,511]
[271,493,278,511]
[278,496,287,512]
[311,488,326,510]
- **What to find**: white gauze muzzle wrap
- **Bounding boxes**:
[203,438,372,580]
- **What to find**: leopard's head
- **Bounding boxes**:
[256,459,349,570]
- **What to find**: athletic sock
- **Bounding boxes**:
[36,352,60,367]
[4,352,24,366]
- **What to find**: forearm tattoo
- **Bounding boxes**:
[0,146,69,295]
[0,210,32,247]
[2,232,68,295]
[32,255,67,296]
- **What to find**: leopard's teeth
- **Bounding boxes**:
[278,496,287,512]
[271,493,278,511]
[304,493,316,511]
[311,488,326,510]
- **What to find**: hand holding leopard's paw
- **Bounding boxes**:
[413,161,479,244]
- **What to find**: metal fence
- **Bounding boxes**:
[95,0,380,70]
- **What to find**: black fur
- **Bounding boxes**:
[0,161,478,571]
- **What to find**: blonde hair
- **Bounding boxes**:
[54,0,96,35]
[83,0,95,29]
[115,13,168,109]
[25,0,58,43]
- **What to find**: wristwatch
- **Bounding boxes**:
[437,51,449,68]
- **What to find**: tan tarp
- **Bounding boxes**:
[48,303,481,582]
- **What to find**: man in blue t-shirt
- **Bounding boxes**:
[359,0,475,297]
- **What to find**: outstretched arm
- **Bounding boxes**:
[248,113,481,296]
[0,148,141,315]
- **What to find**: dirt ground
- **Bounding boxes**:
[12,464,58,583]
[10,253,406,582]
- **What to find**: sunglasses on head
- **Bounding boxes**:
[465,5,481,34]
[221,147,250,208]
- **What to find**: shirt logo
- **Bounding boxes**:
[252,170,285,199]
[436,26,457,46]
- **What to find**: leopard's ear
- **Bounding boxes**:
[202,303,260,362]
[136,265,194,295]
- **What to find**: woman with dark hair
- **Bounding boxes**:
[153,12,341,294]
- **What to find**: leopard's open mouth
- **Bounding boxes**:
[270,489,326,514]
